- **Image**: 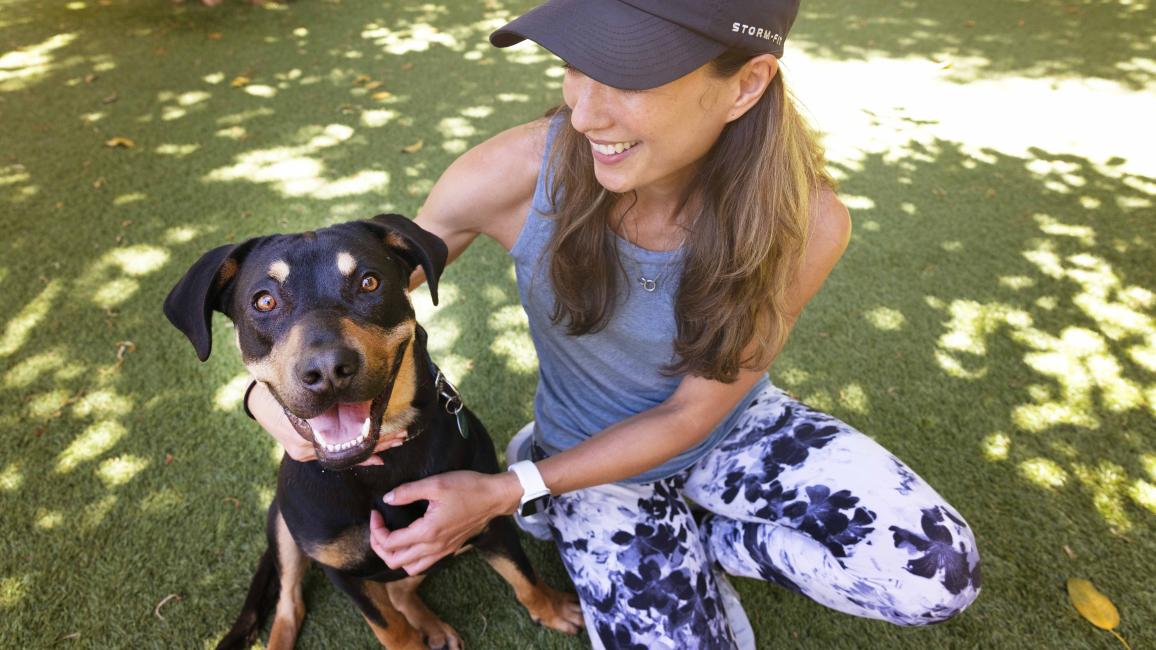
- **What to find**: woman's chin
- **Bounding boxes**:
[594,170,634,194]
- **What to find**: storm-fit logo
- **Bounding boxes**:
[732,22,784,45]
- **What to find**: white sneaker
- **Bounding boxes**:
[715,571,756,650]
[505,422,552,541]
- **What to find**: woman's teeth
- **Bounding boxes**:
[592,141,638,155]
[313,418,372,453]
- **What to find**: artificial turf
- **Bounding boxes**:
[1,0,1153,648]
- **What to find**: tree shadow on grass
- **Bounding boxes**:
[758,138,1154,648]
[793,0,1155,89]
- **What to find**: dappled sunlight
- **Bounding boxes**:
[982,432,1011,461]
[55,420,127,473]
[1072,461,1134,533]
[0,280,62,358]
[138,488,185,517]
[0,32,76,92]
[3,347,68,389]
[787,48,1156,179]
[96,455,150,488]
[78,244,171,309]
[214,373,252,412]
[72,389,134,419]
[488,305,535,374]
[34,509,63,530]
[0,464,23,493]
[0,575,29,610]
[864,307,907,331]
[204,123,390,199]
[81,494,117,530]
[1019,457,1069,489]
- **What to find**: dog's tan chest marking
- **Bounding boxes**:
[268,260,290,284]
[305,524,370,570]
[336,251,357,276]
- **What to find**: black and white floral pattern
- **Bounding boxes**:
[542,384,982,648]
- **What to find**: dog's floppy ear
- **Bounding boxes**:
[363,213,449,305]
[163,243,242,362]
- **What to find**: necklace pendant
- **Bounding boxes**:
[639,276,657,292]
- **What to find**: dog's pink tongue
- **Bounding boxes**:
[306,401,372,445]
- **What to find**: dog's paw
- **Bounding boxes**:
[420,620,463,650]
[531,585,584,635]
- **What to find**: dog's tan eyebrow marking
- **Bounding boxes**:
[268,260,290,284]
[336,251,357,277]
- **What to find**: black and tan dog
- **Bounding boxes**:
[164,214,581,649]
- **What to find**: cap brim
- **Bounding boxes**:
[490,0,727,91]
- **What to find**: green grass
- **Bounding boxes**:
[1,0,1153,648]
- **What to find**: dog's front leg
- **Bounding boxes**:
[323,569,427,649]
[386,576,463,650]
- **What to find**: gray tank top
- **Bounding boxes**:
[510,117,770,484]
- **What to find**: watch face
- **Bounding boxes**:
[520,495,550,517]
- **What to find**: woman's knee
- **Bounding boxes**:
[874,507,982,626]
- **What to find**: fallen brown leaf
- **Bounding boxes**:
[104,137,135,149]
[1063,544,1077,560]
[101,92,118,104]
[208,32,223,40]
[401,139,424,154]
[371,90,393,101]
[964,20,976,28]
[225,496,241,509]
[164,453,174,465]
[230,75,251,88]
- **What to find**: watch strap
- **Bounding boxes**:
[507,460,551,506]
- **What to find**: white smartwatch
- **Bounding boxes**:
[507,460,551,516]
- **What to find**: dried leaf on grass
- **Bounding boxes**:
[104,138,135,149]
[230,76,251,88]
[154,593,181,620]
[401,139,424,154]
[1067,578,1130,649]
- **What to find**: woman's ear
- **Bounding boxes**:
[727,54,780,123]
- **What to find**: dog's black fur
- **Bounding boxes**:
[165,214,578,649]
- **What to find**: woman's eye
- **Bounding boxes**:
[360,274,380,292]
[253,292,277,312]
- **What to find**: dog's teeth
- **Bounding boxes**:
[361,418,371,438]
[314,430,330,446]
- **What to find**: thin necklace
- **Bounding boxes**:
[636,244,684,293]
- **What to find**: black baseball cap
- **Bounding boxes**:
[490,0,801,90]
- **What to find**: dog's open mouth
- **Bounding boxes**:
[283,395,386,470]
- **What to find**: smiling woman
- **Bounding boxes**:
[254,0,977,647]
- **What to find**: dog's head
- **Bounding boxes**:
[164,214,448,470]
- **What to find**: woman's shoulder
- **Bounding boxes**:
[418,118,551,249]
[810,187,852,250]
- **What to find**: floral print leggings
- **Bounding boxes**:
[540,384,982,649]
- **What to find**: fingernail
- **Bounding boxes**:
[383,491,394,504]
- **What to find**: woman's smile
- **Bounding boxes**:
[589,138,641,164]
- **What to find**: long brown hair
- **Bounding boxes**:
[543,50,834,382]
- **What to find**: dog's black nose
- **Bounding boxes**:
[299,347,361,395]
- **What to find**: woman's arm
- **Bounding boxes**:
[372,189,852,574]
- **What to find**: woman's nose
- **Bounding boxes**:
[566,74,612,134]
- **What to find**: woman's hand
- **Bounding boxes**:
[247,381,408,465]
[369,470,523,575]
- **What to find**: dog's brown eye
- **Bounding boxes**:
[360,274,380,292]
[254,292,277,312]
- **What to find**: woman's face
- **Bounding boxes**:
[562,63,736,197]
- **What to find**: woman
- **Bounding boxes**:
[248,0,982,647]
